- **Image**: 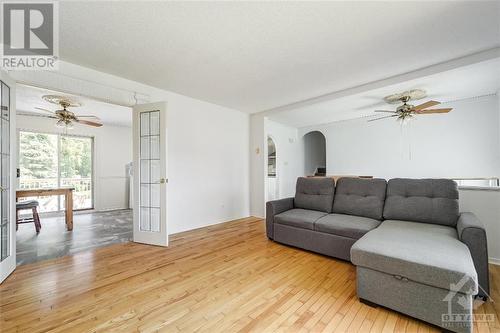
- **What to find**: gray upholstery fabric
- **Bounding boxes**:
[333,178,387,220]
[274,209,327,230]
[351,220,478,295]
[383,178,459,226]
[273,223,357,261]
[457,212,490,298]
[315,213,381,240]
[294,177,335,213]
[357,267,473,333]
[265,197,294,239]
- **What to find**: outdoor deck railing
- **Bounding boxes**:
[19,177,92,211]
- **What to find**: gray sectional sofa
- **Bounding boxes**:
[266,177,489,333]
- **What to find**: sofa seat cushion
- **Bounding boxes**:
[315,213,381,239]
[351,220,478,294]
[274,209,327,230]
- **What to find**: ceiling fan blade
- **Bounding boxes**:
[374,110,397,113]
[76,115,100,119]
[367,115,398,122]
[416,108,453,114]
[76,119,103,127]
[18,111,58,119]
[34,107,55,114]
[413,100,440,111]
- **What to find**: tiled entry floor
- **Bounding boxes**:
[16,209,132,265]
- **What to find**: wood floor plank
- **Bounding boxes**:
[1,217,498,332]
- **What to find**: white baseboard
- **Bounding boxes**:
[489,257,500,266]
[97,207,129,212]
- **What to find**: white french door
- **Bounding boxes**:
[132,102,168,246]
[0,71,16,283]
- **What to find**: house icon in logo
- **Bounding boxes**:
[442,274,494,328]
[443,275,476,313]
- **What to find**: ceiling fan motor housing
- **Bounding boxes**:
[396,103,413,113]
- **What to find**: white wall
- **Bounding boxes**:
[165,96,249,233]
[299,95,500,179]
[267,177,277,201]
[250,114,265,217]
[303,131,326,176]
[459,189,500,263]
[16,114,132,211]
[11,61,250,235]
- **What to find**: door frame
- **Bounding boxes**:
[132,102,168,246]
[0,71,17,283]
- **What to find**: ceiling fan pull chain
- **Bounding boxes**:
[400,120,404,159]
[408,121,412,161]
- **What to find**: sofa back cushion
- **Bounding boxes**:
[383,178,459,227]
[294,177,335,213]
[332,178,387,220]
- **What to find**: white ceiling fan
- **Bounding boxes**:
[32,95,103,129]
[369,89,452,123]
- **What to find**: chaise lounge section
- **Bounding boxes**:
[266,177,489,333]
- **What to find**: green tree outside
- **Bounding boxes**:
[19,132,57,179]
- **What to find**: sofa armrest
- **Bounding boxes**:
[457,212,490,298]
[266,197,294,239]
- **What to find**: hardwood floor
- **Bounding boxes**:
[1,217,499,332]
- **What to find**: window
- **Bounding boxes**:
[267,137,276,177]
[18,131,93,211]
[453,178,499,189]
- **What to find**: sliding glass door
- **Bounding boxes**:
[18,131,93,211]
[18,132,58,212]
[59,136,93,210]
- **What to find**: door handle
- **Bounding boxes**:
[160,178,168,184]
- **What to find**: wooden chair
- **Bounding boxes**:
[16,200,41,233]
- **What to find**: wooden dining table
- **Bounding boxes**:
[16,187,75,231]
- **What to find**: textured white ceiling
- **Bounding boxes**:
[268,58,500,128]
[16,85,132,127]
[58,1,500,113]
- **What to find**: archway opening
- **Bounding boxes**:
[303,131,326,176]
[267,136,279,200]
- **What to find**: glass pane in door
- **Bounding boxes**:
[139,110,161,232]
[59,136,93,210]
[0,82,9,261]
[18,132,58,212]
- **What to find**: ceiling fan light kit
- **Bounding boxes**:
[34,95,103,129]
[55,119,73,130]
[369,89,453,123]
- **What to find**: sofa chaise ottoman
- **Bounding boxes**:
[351,178,488,333]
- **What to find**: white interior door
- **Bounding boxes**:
[0,71,16,283]
[132,102,168,246]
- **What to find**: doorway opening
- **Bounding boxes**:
[303,131,326,176]
[267,136,279,201]
[15,84,134,265]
